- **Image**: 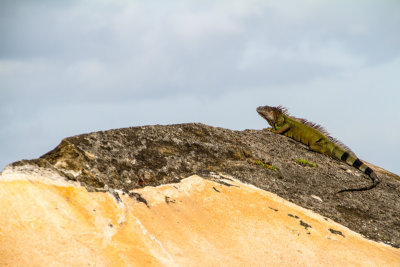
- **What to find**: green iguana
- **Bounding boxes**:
[256,105,380,193]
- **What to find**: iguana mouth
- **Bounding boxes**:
[256,106,268,118]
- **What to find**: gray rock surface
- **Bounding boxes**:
[8,123,400,247]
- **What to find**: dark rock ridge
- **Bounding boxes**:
[9,123,400,248]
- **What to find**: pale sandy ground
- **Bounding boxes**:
[0,168,399,267]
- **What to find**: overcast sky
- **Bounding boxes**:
[1,0,399,175]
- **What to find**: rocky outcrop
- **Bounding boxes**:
[1,123,400,265]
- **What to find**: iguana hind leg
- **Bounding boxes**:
[309,140,331,155]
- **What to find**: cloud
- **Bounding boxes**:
[2,1,400,102]
[1,0,400,173]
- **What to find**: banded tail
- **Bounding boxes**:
[335,151,381,193]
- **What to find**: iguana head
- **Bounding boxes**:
[256,105,286,127]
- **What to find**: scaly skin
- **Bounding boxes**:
[257,105,380,193]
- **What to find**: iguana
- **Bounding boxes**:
[256,105,380,193]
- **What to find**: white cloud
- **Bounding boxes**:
[1,0,400,173]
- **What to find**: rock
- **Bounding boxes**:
[1,123,400,265]
[0,171,399,266]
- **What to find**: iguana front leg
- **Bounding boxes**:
[272,123,291,134]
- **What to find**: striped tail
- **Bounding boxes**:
[336,151,381,193]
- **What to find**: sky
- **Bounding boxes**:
[1,0,399,175]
